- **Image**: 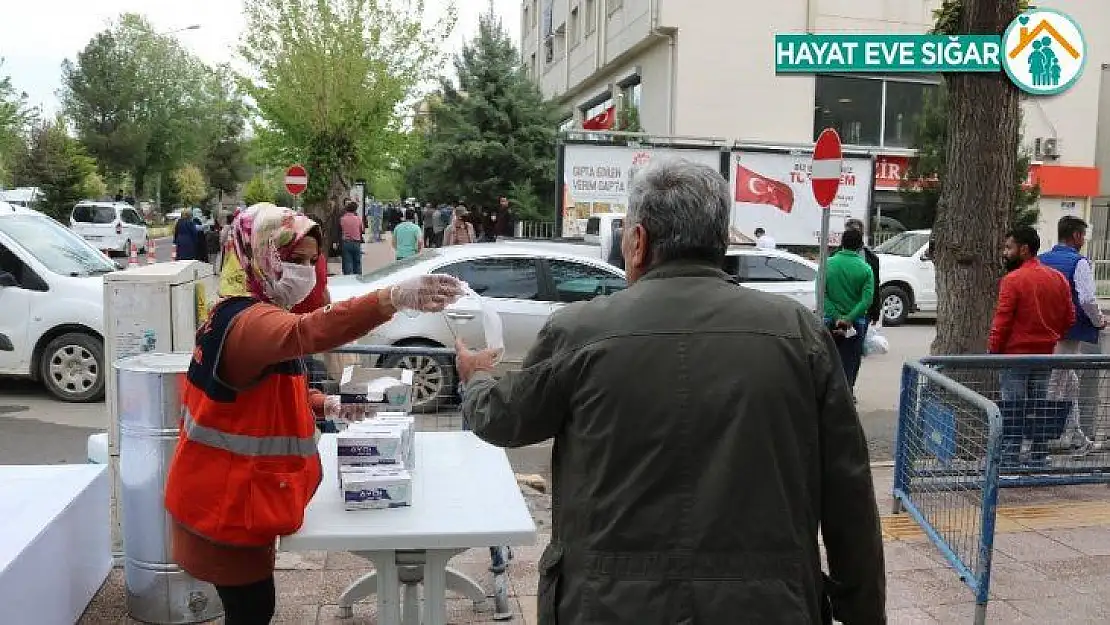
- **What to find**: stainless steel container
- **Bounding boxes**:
[117,353,223,625]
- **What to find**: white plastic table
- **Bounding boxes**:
[281,432,537,625]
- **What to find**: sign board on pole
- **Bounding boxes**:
[812,128,843,318]
[285,164,308,197]
[729,148,870,247]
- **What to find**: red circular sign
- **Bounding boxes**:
[285,164,308,196]
[811,128,843,209]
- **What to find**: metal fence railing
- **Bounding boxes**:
[893,354,1110,624]
[892,360,1001,625]
[513,220,557,239]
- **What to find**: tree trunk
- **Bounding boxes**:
[930,0,1021,356]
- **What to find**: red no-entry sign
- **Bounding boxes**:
[811,129,843,208]
[285,164,308,196]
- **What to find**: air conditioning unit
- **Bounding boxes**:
[1034,137,1060,159]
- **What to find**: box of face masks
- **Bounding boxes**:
[368,413,416,470]
[338,366,414,414]
[336,422,410,468]
[340,466,412,510]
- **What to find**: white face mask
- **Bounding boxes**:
[270,262,317,308]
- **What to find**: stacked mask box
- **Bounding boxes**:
[338,366,415,418]
[337,415,417,511]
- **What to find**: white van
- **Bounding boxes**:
[70,201,148,257]
[0,202,111,401]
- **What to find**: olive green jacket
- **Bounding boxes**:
[462,260,885,625]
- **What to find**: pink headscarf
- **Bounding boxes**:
[219,203,318,302]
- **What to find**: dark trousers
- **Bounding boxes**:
[215,576,275,625]
[340,240,362,275]
[424,226,436,247]
[830,319,868,389]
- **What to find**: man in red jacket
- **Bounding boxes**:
[988,226,1074,403]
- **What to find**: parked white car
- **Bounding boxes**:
[326,244,629,410]
[875,229,936,326]
[0,202,112,401]
[723,247,819,311]
[70,201,148,257]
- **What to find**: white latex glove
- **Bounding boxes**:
[388,274,464,312]
[323,395,366,423]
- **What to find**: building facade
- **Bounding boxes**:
[520,0,1108,248]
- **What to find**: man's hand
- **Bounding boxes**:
[455,339,500,384]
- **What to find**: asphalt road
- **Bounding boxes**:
[112,236,173,267]
[0,318,935,467]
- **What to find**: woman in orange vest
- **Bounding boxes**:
[164,203,462,624]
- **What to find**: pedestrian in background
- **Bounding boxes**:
[823,228,875,394]
[422,203,437,248]
[989,226,1075,395]
[391,209,423,260]
[173,207,203,261]
[754,226,776,250]
[454,158,885,625]
[166,203,464,625]
[433,203,450,247]
[496,196,514,237]
[845,218,882,326]
[339,199,364,275]
[1039,216,1108,449]
[444,205,476,246]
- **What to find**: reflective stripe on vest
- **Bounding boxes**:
[183,410,317,457]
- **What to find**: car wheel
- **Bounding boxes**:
[40,332,105,402]
[381,344,455,414]
[881,285,911,327]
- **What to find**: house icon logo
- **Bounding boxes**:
[1001,9,1086,95]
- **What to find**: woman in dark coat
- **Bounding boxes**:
[173,208,202,261]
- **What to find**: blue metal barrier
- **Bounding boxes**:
[893,354,1110,624]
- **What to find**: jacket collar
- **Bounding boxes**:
[1049,244,1080,255]
[638,259,732,283]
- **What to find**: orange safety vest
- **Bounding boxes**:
[165,297,322,547]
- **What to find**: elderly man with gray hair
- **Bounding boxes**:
[455,159,885,625]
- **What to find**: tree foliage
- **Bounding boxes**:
[0,59,35,187]
[61,14,243,204]
[173,164,209,207]
[13,118,98,220]
[900,86,1039,230]
[242,173,275,206]
[239,0,455,222]
[405,7,561,218]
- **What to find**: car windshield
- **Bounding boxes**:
[875,232,930,257]
[72,205,117,224]
[356,249,441,282]
[0,215,118,276]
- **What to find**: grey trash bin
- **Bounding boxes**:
[117,352,223,624]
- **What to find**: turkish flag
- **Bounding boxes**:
[734,165,795,214]
[582,106,615,130]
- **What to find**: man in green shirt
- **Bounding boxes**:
[823,227,875,390]
[391,209,423,260]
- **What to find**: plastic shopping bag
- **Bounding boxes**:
[1047,369,1079,401]
[863,328,890,356]
[460,284,505,355]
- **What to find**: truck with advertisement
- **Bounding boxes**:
[555,133,876,249]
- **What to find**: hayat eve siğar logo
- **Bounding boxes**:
[1001,8,1086,95]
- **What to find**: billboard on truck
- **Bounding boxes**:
[558,142,725,238]
[730,148,874,247]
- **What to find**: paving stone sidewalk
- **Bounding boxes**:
[80,464,1110,624]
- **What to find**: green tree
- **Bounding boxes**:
[82,170,109,200]
[242,173,275,206]
[928,0,1025,355]
[62,14,227,203]
[202,70,249,202]
[239,0,454,224]
[173,164,208,206]
[14,118,98,219]
[405,6,561,215]
[900,86,1039,230]
[0,59,35,187]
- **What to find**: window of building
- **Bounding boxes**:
[620,81,641,109]
[607,0,622,16]
[531,52,537,77]
[585,0,597,34]
[813,75,939,148]
[544,37,555,63]
[569,7,579,48]
[532,0,538,28]
[523,6,530,34]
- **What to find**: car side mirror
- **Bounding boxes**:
[0,271,18,288]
